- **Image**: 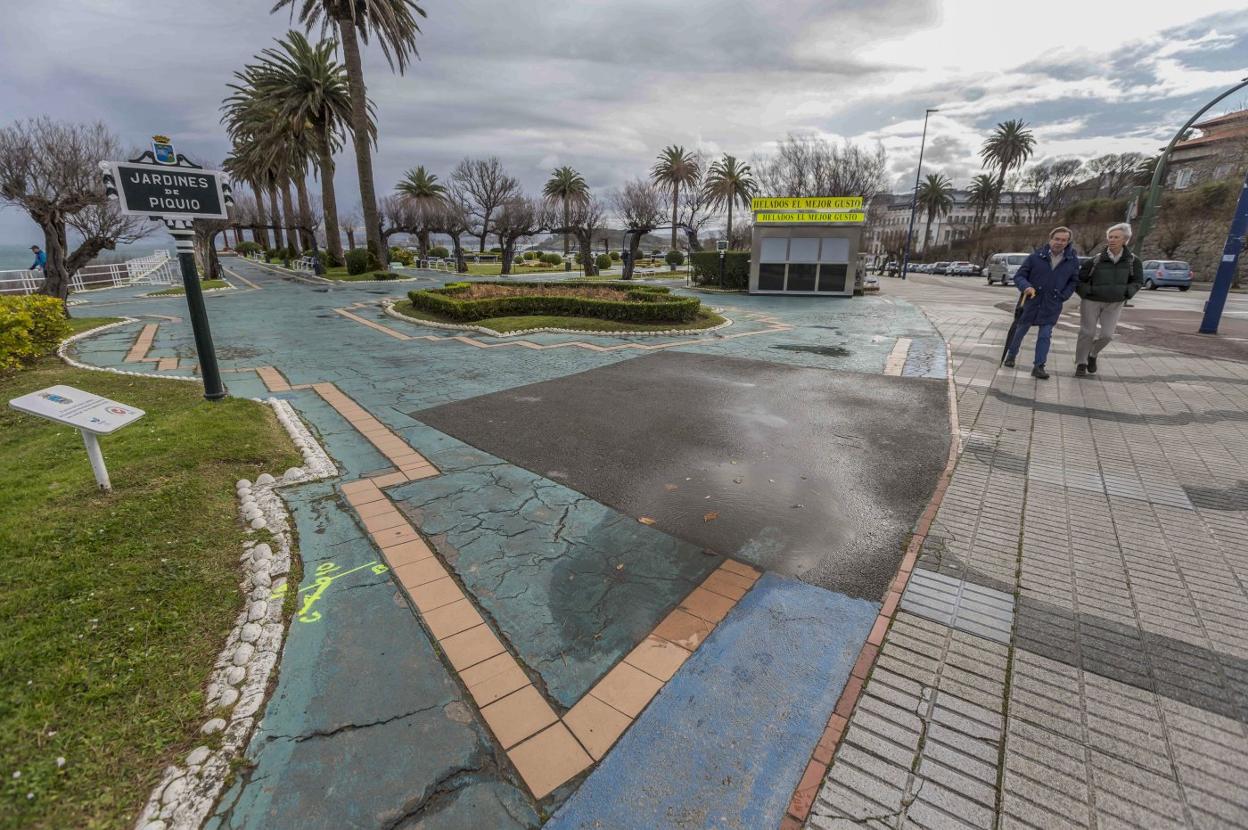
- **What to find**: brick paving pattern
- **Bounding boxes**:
[808,299,1248,829]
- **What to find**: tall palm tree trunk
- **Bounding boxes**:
[671,183,679,250]
[923,211,934,254]
[252,182,271,248]
[316,140,344,265]
[985,173,1006,227]
[281,181,301,255]
[726,200,733,247]
[294,175,314,251]
[268,185,286,251]
[562,200,570,270]
[337,18,383,263]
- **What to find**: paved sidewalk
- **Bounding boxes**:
[806,288,1248,828]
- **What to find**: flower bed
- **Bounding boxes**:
[407,281,700,324]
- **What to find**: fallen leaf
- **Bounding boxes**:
[615,563,624,570]
[733,477,743,484]
[704,511,719,522]
[638,516,656,525]
[664,484,678,492]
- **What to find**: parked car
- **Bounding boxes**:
[883,260,899,276]
[1142,260,1193,291]
[947,261,978,276]
[932,261,951,274]
[863,273,880,292]
[984,252,1030,285]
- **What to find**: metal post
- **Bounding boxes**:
[169,225,226,401]
[901,108,938,281]
[719,249,726,289]
[1135,77,1248,253]
[81,430,111,490]
[1199,170,1248,335]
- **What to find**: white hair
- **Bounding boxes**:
[1107,222,1133,239]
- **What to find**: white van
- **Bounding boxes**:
[984,252,1030,285]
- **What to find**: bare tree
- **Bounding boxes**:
[1025,158,1084,218]
[451,156,520,252]
[492,196,547,275]
[1155,211,1198,259]
[378,193,418,245]
[673,154,714,251]
[0,119,153,300]
[1086,153,1146,198]
[549,195,605,275]
[340,206,361,250]
[728,217,753,250]
[754,134,888,200]
[611,179,664,280]
[429,188,473,273]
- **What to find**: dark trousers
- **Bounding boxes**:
[1008,321,1053,366]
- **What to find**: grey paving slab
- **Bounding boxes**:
[899,567,1015,644]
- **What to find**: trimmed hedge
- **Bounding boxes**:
[690,251,750,289]
[407,281,698,323]
[595,254,613,271]
[0,295,71,371]
[389,246,415,266]
[430,246,451,259]
[235,241,262,256]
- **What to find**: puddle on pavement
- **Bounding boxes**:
[770,344,851,357]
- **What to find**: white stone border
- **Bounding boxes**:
[248,258,424,286]
[141,284,237,299]
[56,320,339,830]
[381,299,734,338]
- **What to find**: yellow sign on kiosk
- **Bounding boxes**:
[751,196,863,211]
[755,211,865,224]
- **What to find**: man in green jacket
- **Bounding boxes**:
[1074,222,1143,377]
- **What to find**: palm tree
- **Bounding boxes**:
[651,146,700,250]
[978,119,1036,227]
[246,31,374,266]
[273,0,427,265]
[396,165,445,257]
[702,155,756,246]
[967,173,996,232]
[542,166,589,266]
[917,173,954,254]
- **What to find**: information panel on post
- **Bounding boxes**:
[106,161,229,220]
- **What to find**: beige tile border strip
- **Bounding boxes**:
[883,336,912,375]
[124,322,159,363]
[341,476,761,799]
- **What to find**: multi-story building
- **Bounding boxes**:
[865,189,1041,260]
[1166,108,1248,190]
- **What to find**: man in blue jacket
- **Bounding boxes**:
[30,245,46,272]
[1004,226,1080,379]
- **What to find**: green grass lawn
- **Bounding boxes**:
[390,300,725,334]
[0,345,300,829]
[146,279,230,296]
[66,316,122,336]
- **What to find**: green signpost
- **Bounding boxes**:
[101,136,232,401]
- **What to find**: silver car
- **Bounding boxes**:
[984,252,1030,285]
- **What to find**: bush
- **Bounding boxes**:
[489,246,502,254]
[575,252,583,264]
[595,254,613,271]
[689,251,750,289]
[389,246,415,266]
[0,295,71,371]
[610,251,621,261]
[429,246,450,259]
[345,247,372,276]
[324,249,344,268]
[539,253,563,266]
[264,247,280,261]
[522,251,538,261]
[665,250,685,268]
[235,241,261,256]
[407,281,699,324]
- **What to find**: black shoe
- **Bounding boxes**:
[1075,364,1087,377]
[1031,364,1050,380]
[1086,355,1097,374]
[1004,355,1016,368]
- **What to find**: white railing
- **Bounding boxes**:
[0,249,174,296]
[293,256,317,273]
[417,258,455,273]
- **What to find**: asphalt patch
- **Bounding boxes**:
[414,351,949,600]
[770,343,852,357]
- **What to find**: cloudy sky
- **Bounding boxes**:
[1,0,1246,242]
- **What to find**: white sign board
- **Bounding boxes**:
[9,385,145,434]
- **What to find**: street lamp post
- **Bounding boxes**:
[901,108,939,280]
[1198,169,1248,334]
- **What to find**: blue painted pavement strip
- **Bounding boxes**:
[548,573,878,830]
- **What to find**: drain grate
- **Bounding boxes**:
[899,568,1014,644]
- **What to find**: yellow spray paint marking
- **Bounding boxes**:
[269,560,390,623]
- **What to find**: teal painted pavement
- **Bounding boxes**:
[64,260,947,825]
